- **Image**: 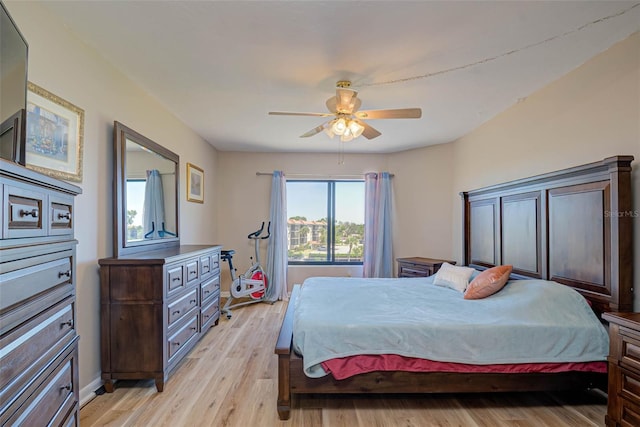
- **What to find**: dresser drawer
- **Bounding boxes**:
[200,275,220,305]
[396,258,454,278]
[167,315,199,360]
[62,410,80,427]
[49,193,74,236]
[621,367,640,402]
[620,396,640,427]
[167,288,198,326]
[211,251,220,272]
[201,297,220,330]
[186,260,199,284]
[3,343,78,427]
[0,255,72,313]
[620,327,640,374]
[200,255,212,277]
[167,264,184,294]
[399,265,434,277]
[62,409,79,427]
[0,297,76,408]
[3,183,46,239]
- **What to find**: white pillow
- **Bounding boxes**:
[432,262,476,292]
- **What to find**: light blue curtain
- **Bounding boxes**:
[363,172,393,278]
[143,169,165,239]
[265,171,289,301]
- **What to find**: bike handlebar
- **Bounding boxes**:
[248,221,271,239]
[261,222,271,239]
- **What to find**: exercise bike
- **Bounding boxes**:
[221,222,270,319]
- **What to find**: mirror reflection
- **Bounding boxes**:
[125,139,177,242]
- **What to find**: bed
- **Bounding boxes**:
[274,155,634,420]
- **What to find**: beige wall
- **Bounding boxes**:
[6,2,220,402]
[388,143,455,262]
[451,32,640,308]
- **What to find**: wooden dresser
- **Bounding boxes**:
[396,257,456,278]
[603,312,640,427]
[0,160,81,426]
[99,245,222,392]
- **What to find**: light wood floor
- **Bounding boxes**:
[80,299,607,427]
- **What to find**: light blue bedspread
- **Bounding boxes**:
[292,276,609,378]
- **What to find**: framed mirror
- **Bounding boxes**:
[113,121,179,257]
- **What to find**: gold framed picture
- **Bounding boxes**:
[26,82,84,182]
[186,162,204,203]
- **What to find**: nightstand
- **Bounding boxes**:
[602,312,640,427]
[396,257,456,278]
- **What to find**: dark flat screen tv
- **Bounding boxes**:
[1,1,28,165]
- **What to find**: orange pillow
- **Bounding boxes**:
[464,265,513,300]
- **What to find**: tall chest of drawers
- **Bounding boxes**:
[99,245,222,392]
[0,160,82,426]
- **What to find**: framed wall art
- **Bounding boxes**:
[186,162,204,203]
[26,82,84,182]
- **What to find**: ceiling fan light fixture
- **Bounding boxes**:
[340,133,354,142]
[332,117,347,135]
[324,121,336,138]
[348,120,364,138]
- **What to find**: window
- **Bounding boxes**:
[287,180,364,264]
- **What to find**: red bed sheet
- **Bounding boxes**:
[321,354,607,380]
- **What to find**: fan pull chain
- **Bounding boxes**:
[337,140,345,165]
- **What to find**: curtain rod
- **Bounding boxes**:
[256,172,394,178]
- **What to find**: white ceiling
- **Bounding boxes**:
[34,1,640,154]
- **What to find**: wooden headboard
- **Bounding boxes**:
[461,155,634,316]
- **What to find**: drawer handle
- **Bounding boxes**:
[190,326,197,331]
[172,310,181,315]
[20,208,39,218]
[172,277,181,282]
[203,314,210,319]
[189,271,197,276]
[171,341,181,347]
[61,320,73,328]
[190,299,197,304]
[60,384,72,391]
[204,290,210,295]
[57,212,71,220]
[58,270,71,279]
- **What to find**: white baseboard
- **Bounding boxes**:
[79,375,104,408]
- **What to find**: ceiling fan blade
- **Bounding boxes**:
[300,122,327,138]
[358,120,382,140]
[355,108,422,119]
[269,111,334,117]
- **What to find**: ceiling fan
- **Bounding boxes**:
[268,80,422,142]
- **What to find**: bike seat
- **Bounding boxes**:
[221,249,235,260]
